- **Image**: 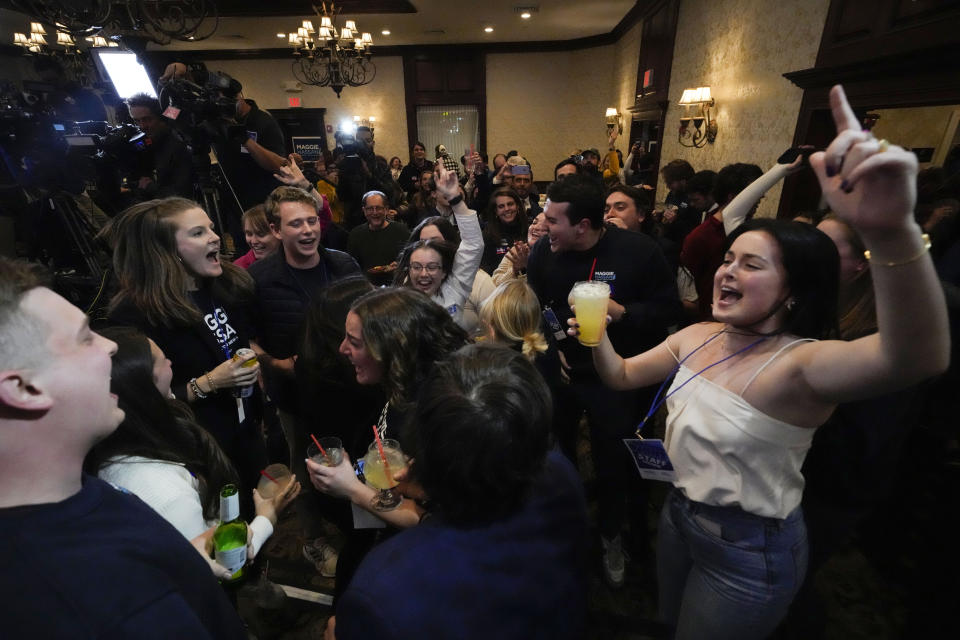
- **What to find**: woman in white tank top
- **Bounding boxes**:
[580,86,950,639]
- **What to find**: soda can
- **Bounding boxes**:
[232,348,257,398]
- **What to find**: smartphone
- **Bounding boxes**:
[777,147,818,165]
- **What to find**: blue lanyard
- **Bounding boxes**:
[635,331,768,437]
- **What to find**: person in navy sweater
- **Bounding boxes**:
[0,257,246,639]
[333,344,588,640]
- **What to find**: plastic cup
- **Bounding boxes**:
[571,280,610,347]
[257,463,292,499]
[307,437,344,467]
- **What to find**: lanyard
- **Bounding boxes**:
[376,403,389,441]
[635,331,768,437]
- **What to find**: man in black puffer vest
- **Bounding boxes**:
[248,185,360,456]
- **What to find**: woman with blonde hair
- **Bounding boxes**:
[481,280,566,454]
[480,280,548,360]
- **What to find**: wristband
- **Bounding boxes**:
[447,194,464,207]
[296,181,311,190]
[189,378,207,399]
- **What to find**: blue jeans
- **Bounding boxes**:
[657,488,808,639]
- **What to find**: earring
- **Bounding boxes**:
[786,299,796,311]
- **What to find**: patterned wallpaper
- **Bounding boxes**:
[656,0,831,218]
[208,56,410,162]
[486,47,617,179]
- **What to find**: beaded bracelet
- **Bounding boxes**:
[864,234,931,267]
[189,377,207,399]
[205,372,217,393]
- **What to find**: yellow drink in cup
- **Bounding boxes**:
[362,439,407,511]
[363,443,406,490]
[571,280,610,347]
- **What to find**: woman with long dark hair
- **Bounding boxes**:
[480,187,530,274]
[103,197,267,516]
[86,327,298,577]
[294,276,383,575]
[583,86,949,638]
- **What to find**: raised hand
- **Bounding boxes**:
[273,153,311,189]
[435,164,461,200]
[808,85,918,233]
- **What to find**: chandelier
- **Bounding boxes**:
[11,21,105,85]
[8,1,219,45]
[288,2,376,98]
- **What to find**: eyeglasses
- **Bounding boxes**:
[409,262,442,274]
[364,205,387,213]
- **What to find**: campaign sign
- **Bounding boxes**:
[292,136,325,161]
[623,438,677,482]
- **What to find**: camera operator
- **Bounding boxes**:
[125,93,194,200]
[214,83,287,210]
[336,126,400,230]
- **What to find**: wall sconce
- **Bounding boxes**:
[605,107,623,135]
[352,115,376,132]
[677,86,717,148]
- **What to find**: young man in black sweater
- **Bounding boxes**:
[527,175,681,588]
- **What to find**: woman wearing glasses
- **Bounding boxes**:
[392,166,484,330]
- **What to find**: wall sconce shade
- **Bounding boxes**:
[678,85,717,147]
[605,107,623,134]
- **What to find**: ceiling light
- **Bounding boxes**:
[277,33,286,38]
[484,26,494,33]
[521,12,531,19]
[381,29,390,35]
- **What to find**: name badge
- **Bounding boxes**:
[623,438,676,482]
[543,306,565,341]
[352,502,387,529]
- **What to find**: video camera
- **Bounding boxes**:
[158,69,243,124]
[0,82,146,192]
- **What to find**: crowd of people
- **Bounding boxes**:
[2,82,958,640]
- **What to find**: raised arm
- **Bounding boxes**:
[437,165,484,300]
[799,85,950,401]
[722,154,803,235]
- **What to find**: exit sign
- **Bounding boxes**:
[288,96,302,108]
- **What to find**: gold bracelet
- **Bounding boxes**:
[864,234,931,267]
[205,372,216,392]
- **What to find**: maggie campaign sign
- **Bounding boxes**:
[292,136,325,161]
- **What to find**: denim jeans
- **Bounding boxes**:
[657,488,808,640]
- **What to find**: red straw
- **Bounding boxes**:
[371,425,396,485]
[588,257,598,280]
[310,433,328,458]
[371,425,386,461]
[260,469,279,484]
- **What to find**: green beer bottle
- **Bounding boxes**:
[213,484,247,582]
